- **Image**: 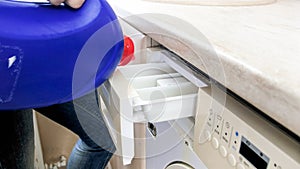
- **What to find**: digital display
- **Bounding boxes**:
[239,136,270,169]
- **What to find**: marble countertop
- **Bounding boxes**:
[107,0,300,137]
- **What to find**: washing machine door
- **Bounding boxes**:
[165,162,194,169]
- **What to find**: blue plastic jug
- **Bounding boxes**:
[0,0,124,110]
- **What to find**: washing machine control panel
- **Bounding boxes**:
[194,86,300,169]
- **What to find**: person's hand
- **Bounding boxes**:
[49,0,85,9]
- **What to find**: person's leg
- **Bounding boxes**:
[35,90,115,169]
[0,109,34,169]
[67,139,113,169]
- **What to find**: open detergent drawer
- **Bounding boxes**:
[99,48,207,165]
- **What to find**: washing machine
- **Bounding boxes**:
[99,18,208,169]
[145,119,207,169]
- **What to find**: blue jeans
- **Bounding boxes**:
[0,90,115,169]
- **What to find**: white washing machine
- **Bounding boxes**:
[99,18,208,168]
[145,120,207,169]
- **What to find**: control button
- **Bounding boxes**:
[211,137,219,149]
[227,154,236,166]
[236,163,245,169]
[219,145,227,157]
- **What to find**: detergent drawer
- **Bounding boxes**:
[101,64,197,123]
[99,48,207,165]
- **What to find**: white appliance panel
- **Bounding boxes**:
[194,86,300,169]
